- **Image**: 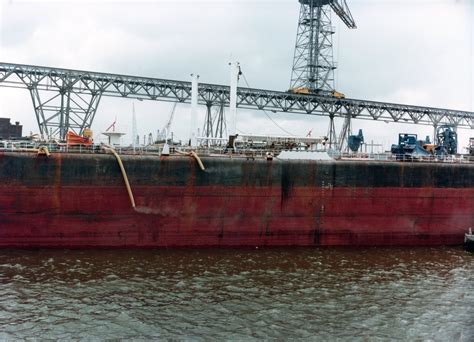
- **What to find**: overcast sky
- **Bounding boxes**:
[0,0,473,151]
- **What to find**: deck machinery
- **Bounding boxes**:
[390,125,459,160]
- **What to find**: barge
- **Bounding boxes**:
[0,148,473,248]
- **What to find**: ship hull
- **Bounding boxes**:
[0,152,473,248]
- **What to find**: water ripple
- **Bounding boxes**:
[0,248,472,340]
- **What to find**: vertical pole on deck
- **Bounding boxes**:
[132,102,137,153]
[229,62,239,137]
[190,74,199,147]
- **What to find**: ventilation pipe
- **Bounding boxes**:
[190,73,199,147]
[229,62,240,137]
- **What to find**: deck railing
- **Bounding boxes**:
[0,140,473,164]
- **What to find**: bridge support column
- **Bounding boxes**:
[28,83,102,140]
[203,102,213,139]
[215,100,226,139]
[327,113,337,150]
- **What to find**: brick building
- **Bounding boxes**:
[0,118,23,139]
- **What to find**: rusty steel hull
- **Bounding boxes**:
[0,152,473,248]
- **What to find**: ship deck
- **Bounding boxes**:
[0,139,473,165]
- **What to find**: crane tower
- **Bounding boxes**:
[290,0,356,94]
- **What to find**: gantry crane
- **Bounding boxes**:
[290,0,356,95]
[290,0,357,150]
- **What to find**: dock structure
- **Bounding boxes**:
[0,62,473,140]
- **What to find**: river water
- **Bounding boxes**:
[0,247,472,340]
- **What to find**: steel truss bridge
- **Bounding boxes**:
[0,62,473,139]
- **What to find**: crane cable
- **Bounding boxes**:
[239,72,296,137]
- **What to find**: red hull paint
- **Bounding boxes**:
[0,185,472,248]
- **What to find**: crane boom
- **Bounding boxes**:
[160,102,177,141]
[330,0,356,29]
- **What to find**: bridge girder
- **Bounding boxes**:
[0,62,473,139]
